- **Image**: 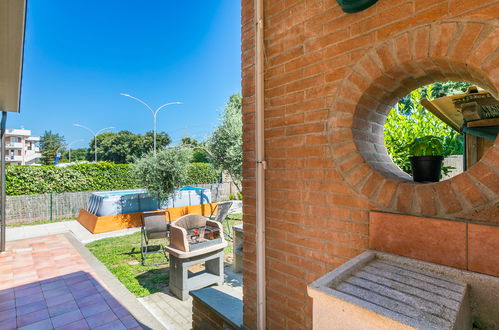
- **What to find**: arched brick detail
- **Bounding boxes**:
[329,20,499,219]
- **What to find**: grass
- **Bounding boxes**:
[8,218,75,228]
[86,213,242,297]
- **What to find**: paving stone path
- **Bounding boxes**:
[0,235,142,329]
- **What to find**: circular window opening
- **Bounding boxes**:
[383,81,497,183]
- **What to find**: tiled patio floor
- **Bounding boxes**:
[0,235,141,330]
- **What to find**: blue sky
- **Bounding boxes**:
[11,1,241,147]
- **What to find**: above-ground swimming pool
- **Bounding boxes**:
[87,187,212,217]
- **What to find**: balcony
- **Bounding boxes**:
[6,142,23,149]
[5,128,31,136]
[25,152,41,164]
[5,155,22,162]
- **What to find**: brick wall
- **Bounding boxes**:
[192,297,238,330]
[241,0,499,328]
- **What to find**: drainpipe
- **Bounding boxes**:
[1,111,7,252]
[255,0,266,328]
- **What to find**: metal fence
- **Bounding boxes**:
[5,182,239,225]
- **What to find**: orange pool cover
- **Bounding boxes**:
[77,202,218,234]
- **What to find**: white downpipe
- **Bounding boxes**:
[255,0,266,328]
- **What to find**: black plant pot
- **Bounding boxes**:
[409,156,444,183]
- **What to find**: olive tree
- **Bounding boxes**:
[131,146,192,201]
[208,93,242,192]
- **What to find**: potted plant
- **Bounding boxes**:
[408,136,445,182]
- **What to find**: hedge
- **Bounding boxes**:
[6,162,138,196]
[185,163,221,185]
[6,162,221,196]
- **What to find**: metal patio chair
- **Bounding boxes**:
[210,201,233,239]
[140,210,171,266]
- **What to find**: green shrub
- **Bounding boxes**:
[7,159,222,196]
[131,147,192,201]
[6,162,138,196]
[185,163,220,185]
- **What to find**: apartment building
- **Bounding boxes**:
[5,128,41,165]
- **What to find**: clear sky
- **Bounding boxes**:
[10,1,241,147]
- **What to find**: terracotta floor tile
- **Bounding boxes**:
[15,291,45,307]
[41,280,66,291]
[80,302,110,318]
[93,318,127,330]
[17,317,53,330]
[85,309,118,328]
[45,293,75,307]
[0,308,16,322]
[14,285,42,298]
[51,309,84,328]
[1,236,141,330]
[16,308,50,328]
[0,316,16,330]
[55,318,90,330]
[16,300,47,315]
[42,286,72,299]
[119,314,140,329]
[77,293,104,308]
[48,300,79,317]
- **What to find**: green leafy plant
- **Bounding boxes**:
[6,162,138,195]
[131,146,192,202]
[384,82,465,174]
[209,93,242,193]
[408,136,445,156]
[39,130,65,165]
[229,194,235,200]
[185,163,221,185]
[237,192,243,200]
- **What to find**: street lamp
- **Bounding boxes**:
[73,124,115,162]
[66,139,84,163]
[120,93,182,155]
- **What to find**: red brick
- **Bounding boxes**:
[396,183,415,213]
[242,2,499,328]
[450,173,490,207]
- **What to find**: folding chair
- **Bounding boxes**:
[210,201,233,239]
[140,210,171,266]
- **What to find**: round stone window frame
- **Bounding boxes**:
[328,20,499,219]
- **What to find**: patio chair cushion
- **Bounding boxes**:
[174,214,207,230]
[214,201,233,223]
[141,211,168,239]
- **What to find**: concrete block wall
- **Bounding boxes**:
[241,0,499,328]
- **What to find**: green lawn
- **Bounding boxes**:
[86,213,242,297]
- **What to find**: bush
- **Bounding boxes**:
[6,162,138,196]
[7,159,221,196]
[131,147,192,201]
[185,163,220,185]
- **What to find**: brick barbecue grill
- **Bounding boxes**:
[165,214,227,300]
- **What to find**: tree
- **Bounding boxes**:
[397,81,471,115]
[39,131,65,165]
[384,82,464,174]
[60,148,87,163]
[181,137,211,163]
[131,146,192,201]
[88,130,171,164]
[208,93,242,192]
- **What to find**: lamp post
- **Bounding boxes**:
[120,93,182,155]
[66,139,84,163]
[73,124,115,162]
